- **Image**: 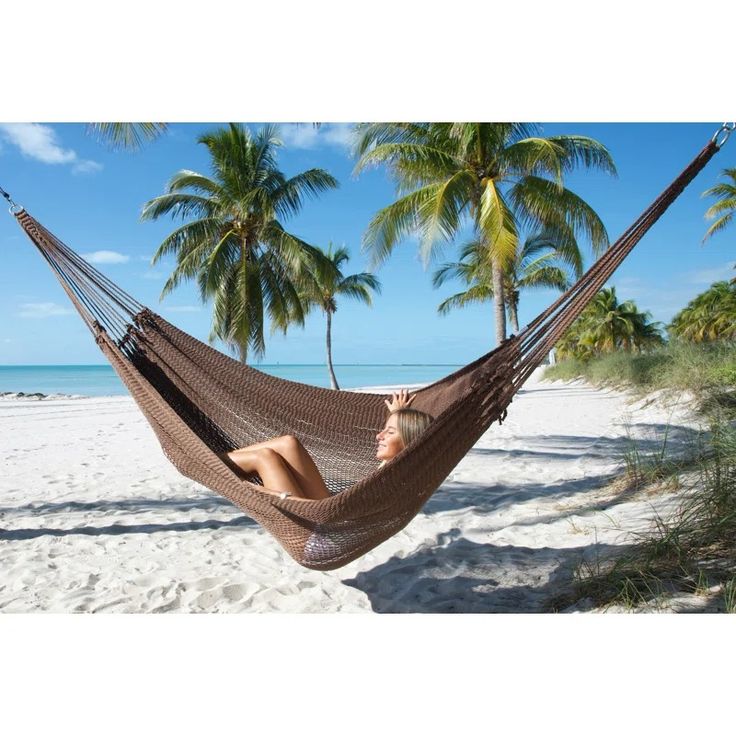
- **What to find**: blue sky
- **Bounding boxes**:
[0,122,733,366]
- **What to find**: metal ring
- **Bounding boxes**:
[712,122,736,148]
[8,203,24,215]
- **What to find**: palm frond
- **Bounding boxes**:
[517,263,570,291]
[261,254,305,334]
[417,171,476,265]
[165,171,222,197]
[437,284,493,315]
[432,259,476,288]
[510,176,609,255]
[500,138,567,185]
[87,123,168,151]
[141,192,217,222]
[362,186,438,267]
[354,142,459,186]
[478,181,518,267]
[335,273,381,305]
[545,135,617,176]
[150,218,224,265]
[523,227,584,278]
[274,169,339,220]
[703,212,734,241]
[353,123,431,158]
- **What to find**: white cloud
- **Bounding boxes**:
[19,302,74,318]
[609,277,647,299]
[0,123,75,164]
[279,124,320,149]
[322,123,356,149]
[73,159,104,175]
[691,262,735,285]
[612,276,643,287]
[82,250,130,264]
[0,123,102,175]
[279,123,356,151]
[165,305,201,313]
[142,270,165,280]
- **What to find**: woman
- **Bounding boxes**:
[222,389,433,500]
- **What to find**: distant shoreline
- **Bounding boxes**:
[0,364,465,399]
[0,363,465,368]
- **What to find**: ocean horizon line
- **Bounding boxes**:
[0,363,465,368]
[0,363,468,398]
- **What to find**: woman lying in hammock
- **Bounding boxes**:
[222,389,433,500]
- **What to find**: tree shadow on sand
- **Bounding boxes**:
[516,384,624,399]
[468,423,700,463]
[423,423,702,518]
[0,514,255,542]
[422,474,649,533]
[343,528,625,613]
[0,494,240,517]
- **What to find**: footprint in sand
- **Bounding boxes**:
[193,577,228,591]
[193,589,221,608]
[92,597,129,613]
[222,583,249,602]
[151,597,182,613]
[73,597,97,613]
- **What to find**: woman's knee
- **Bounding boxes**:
[276,434,301,452]
[229,446,278,467]
[255,447,280,465]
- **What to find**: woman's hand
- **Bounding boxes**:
[384,388,416,413]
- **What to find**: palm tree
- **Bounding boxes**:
[432,230,581,334]
[87,123,169,150]
[298,243,381,389]
[354,123,616,346]
[558,287,664,359]
[141,123,339,363]
[669,281,736,342]
[702,168,736,248]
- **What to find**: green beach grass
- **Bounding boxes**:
[545,340,736,403]
[544,342,736,612]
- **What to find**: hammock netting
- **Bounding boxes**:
[11,139,719,569]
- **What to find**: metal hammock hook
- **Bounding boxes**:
[0,184,23,215]
[712,122,736,148]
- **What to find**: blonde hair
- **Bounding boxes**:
[393,408,434,450]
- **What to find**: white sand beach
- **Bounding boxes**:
[0,367,709,613]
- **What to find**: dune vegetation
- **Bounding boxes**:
[545,279,736,611]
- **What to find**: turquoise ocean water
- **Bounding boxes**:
[0,364,464,398]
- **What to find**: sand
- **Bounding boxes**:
[0,367,708,613]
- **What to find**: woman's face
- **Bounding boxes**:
[376,413,405,461]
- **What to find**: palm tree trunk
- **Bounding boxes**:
[326,310,340,390]
[492,259,506,345]
[509,301,520,334]
[240,238,248,365]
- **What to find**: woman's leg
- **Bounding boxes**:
[225,435,331,500]
[265,435,331,500]
[223,447,306,497]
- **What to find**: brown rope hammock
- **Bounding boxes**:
[6,134,725,570]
